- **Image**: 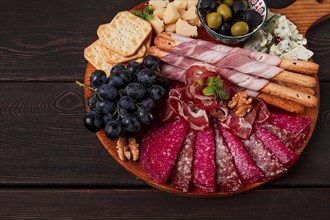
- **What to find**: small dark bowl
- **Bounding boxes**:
[197,0,268,44]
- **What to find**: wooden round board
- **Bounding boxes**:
[84,0,329,197]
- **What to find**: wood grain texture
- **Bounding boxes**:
[0,0,329,81]
[1,188,329,220]
[0,82,329,186]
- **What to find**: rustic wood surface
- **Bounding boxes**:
[0,0,329,219]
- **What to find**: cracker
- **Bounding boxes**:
[84,40,113,75]
[102,44,147,64]
[97,11,152,57]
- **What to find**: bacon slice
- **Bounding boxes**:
[213,119,243,192]
[219,123,263,184]
[192,125,216,192]
[140,119,189,183]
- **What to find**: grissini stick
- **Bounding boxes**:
[160,63,305,114]
[149,46,317,108]
[154,34,317,88]
[157,32,319,75]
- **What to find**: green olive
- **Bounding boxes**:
[216,4,232,22]
[231,21,249,36]
[206,12,222,29]
[222,0,234,7]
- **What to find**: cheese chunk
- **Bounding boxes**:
[175,18,197,37]
[186,0,198,9]
[150,16,165,34]
[153,8,166,20]
[281,45,313,61]
[173,0,187,9]
[163,3,181,24]
[149,0,168,10]
[182,6,198,25]
[165,23,176,32]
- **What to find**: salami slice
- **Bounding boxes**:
[268,113,311,133]
[213,120,243,192]
[140,119,189,183]
[261,123,310,151]
[241,133,287,180]
[169,129,196,192]
[219,123,263,184]
[254,124,298,168]
[192,125,216,192]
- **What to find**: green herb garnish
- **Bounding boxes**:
[199,76,229,100]
[132,5,154,21]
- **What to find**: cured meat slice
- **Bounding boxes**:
[168,32,282,66]
[261,123,310,151]
[140,119,189,183]
[268,113,311,133]
[219,123,263,184]
[169,129,196,192]
[213,120,243,192]
[241,134,287,180]
[254,124,298,168]
[192,125,216,192]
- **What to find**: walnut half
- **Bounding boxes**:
[116,137,139,161]
[228,91,254,117]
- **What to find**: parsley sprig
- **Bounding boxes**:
[132,5,153,21]
[197,76,229,100]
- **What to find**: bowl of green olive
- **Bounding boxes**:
[197,0,268,44]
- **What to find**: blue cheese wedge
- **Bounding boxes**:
[244,10,313,61]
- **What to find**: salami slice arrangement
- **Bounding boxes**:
[140,112,311,193]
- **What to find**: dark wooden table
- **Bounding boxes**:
[1,0,329,219]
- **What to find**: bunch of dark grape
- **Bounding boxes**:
[82,55,170,140]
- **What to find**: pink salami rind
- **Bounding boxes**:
[218,122,263,184]
[169,129,196,192]
[140,119,189,183]
[213,120,243,192]
[241,134,287,180]
[261,123,310,151]
[254,124,298,168]
[192,125,216,192]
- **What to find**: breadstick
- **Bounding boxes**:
[261,83,317,108]
[156,32,319,75]
[154,35,317,87]
[272,70,316,88]
[257,93,304,114]
[285,83,315,95]
[149,46,318,108]
[279,58,319,75]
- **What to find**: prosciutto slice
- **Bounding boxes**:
[140,119,189,183]
[219,123,264,184]
[159,51,269,92]
[168,32,282,66]
[213,119,243,192]
[192,125,216,192]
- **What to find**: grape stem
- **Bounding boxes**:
[75,80,97,92]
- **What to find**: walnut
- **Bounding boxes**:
[228,91,254,117]
[116,137,139,161]
[116,137,127,161]
[128,137,139,161]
